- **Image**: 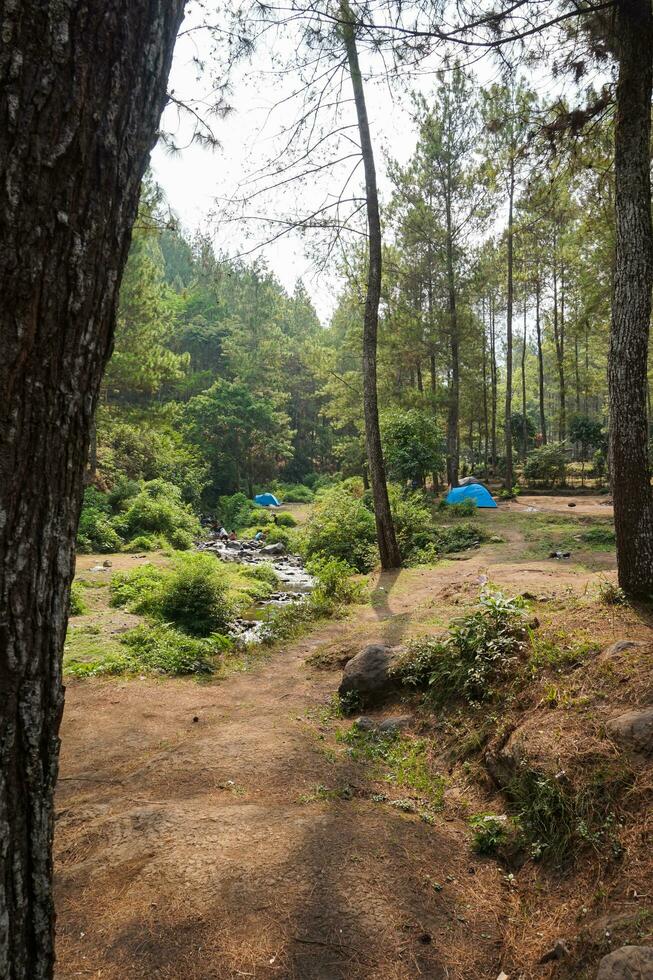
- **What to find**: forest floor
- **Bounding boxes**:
[55,497,653,979]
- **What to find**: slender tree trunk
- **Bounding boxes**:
[504,161,515,488]
[445,198,460,487]
[490,294,498,471]
[416,360,424,393]
[521,302,528,462]
[552,238,566,442]
[535,275,547,444]
[0,3,184,977]
[482,301,490,477]
[574,335,581,414]
[609,0,653,595]
[341,5,401,568]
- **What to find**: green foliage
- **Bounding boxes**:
[69,581,88,616]
[66,622,224,678]
[506,763,628,866]
[469,814,514,856]
[301,483,377,572]
[408,522,486,565]
[156,553,234,636]
[338,727,445,805]
[524,443,567,487]
[569,415,605,460]
[116,479,200,546]
[437,498,476,517]
[307,556,363,604]
[392,590,528,703]
[216,493,260,532]
[271,482,314,503]
[581,525,615,547]
[381,409,444,485]
[109,563,166,614]
[122,534,165,553]
[386,486,434,556]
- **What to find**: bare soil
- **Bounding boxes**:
[55,500,652,979]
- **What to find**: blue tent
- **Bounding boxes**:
[445,484,497,508]
[254,492,281,507]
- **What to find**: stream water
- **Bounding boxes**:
[197,537,314,643]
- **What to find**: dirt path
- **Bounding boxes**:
[55,527,620,980]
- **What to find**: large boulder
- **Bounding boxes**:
[596,946,653,979]
[339,644,399,703]
[261,542,285,556]
[607,707,653,757]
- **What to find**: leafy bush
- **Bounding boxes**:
[77,488,123,553]
[275,511,297,527]
[115,479,200,546]
[469,814,514,856]
[122,534,165,553]
[66,622,226,678]
[69,581,88,616]
[408,522,486,565]
[524,443,567,487]
[392,590,528,703]
[307,556,362,604]
[301,483,377,572]
[437,498,476,517]
[386,486,434,556]
[110,563,166,614]
[271,482,314,503]
[381,408,444,486]
[216,492,261,532]
[153,553,234,636]
[506,763,628,866]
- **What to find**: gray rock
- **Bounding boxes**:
[378,715,413,734]
[353,716,377,731]
[261,542,285,556]
[605,640,647,655]
[596,945,653,979]
[339,644,398,702]
[225,540,242,550]
[607,706,653,757]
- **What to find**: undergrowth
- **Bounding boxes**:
[391,590,529,703]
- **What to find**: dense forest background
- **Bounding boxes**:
[96,69,619,515]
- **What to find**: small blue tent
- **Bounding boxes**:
[445,484,497,508]
[254,492,281,507]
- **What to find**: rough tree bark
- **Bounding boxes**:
[0,3,185,977]
[521,302,528,462]
[445,192,460,487]
[341,3,401,568]
[609,0,653,595]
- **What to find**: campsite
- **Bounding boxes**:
[2,3,653,980]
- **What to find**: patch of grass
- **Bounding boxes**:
[469,813,517,856]
[436,499,477,517]
[581,525,616,547]
[506,762,629,866]
[297,783,353,804]
[337,726,445,806]
[596,576,627,606]
[65,622,228,678]
[529,631,600,674]
[69,581,89,616]
[408,522,488,565]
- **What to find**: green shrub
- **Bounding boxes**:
[216,492,260,532]
[386,486,434,556]
[437,498,476,517]
[121,534,165,553]
[506,763,628,866]
[77,489,123,553]
[69,581,88,616]
[116,479,201,544]
[392,590,528,703]
[469,814,514,856]
[110,563,166,613]
[156,553,234,636]
[66,622,225,678]
[246,562,279,586]
[301,483,377,572]
[408,522,486,565]
[275,512,297,527]
[307,556,362,604]
[524,443,567,486]
[272,482,314,503]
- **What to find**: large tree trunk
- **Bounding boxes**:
[341,5,401,568]
[0,3,184,977]
[504,162,515,488]
[609,0,653,596]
